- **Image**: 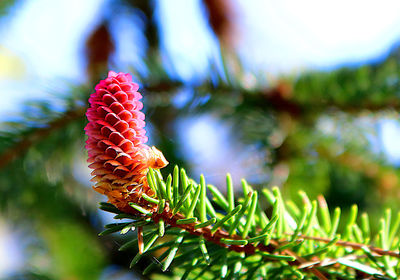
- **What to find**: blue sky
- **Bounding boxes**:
[3,0,400,87]
[236,0,400,72]
[3,0,400,85]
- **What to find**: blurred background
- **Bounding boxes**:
[1,0,400,278]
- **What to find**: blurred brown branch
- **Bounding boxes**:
[1,79,398,171]
[85,21,115,81]
[202,0,236,46]
[0,107,85,169]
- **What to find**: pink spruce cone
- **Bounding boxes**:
[85,71,168,211]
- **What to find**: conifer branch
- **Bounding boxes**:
[99,169,400,279]
[84,71,400,279]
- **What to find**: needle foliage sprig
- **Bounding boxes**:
[100,167,400,280]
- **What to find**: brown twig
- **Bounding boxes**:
[121,199,330,279]
[297,234,400,258]
[116,188,400,279]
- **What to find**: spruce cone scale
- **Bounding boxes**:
[85,71,168,210]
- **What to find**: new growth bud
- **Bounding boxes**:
[85,71,168,211]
